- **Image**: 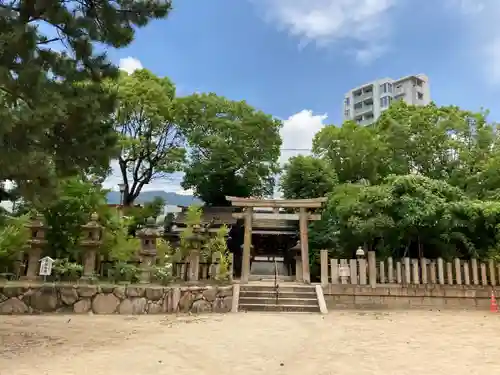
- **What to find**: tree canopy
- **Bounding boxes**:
[178,93,282,205]
[305,101,500,261]
[113,69,185,206]
[0,0,173,201]
[280,155,337,199]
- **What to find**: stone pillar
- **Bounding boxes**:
[368,251,376,287]
[137,217,160,284]
[437,258,445,284]
[80,213,102,280]
[330,259,339,284]
[387,257,394,283]
[403,257,411,284]
[299,207,310,284]
[23,215,47,280]
[320,249,329,285]
[471,258,479,285]
[489,259,496,286]
[241,208,253,283]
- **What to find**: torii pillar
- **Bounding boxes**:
[241,207,253,283]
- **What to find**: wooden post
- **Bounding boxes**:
[320,249,329,285]
[299,207,311,283]
[241,207,253,283]
[368,251,376,287]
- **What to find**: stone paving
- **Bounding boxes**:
[1,311,500,375]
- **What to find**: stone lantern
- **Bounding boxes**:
[23,214,48,280]
[185,224,205,282]
[80,213,102,280]
[136,217,160,284]
[290,241,303,282]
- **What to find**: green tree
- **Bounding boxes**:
[178,93,282,205]
[41,178,107,259]
[313,121,389,184]
[113,70,186,206]
[315,175,476,259]
[376,101,499,197]
[280,155,337,199]
[0,0,173,201]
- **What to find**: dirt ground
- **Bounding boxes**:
[1,311,500,375]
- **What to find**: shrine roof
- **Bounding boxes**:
[174,206,238,225]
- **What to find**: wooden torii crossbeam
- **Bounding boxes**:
[225,196,327,283]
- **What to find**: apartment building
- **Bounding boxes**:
[343,74,431,125]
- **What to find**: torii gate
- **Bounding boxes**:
[226,196,327,284]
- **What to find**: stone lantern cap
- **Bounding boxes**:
[137,217,160,238]
[26,214,46,230]
[26,213,48,244]
[185,232,204,243]
[81,212,102,246]
[81,212,101,229]
[290,241,301,252]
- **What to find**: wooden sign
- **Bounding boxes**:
[39,256,55,276]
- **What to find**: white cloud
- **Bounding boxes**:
[279,109,328,165]
[252,0,397,63]
[118,57,143,74]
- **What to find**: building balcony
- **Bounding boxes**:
[354,105,373,115]
[353,92,373,103]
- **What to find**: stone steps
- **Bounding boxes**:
[237,284,320,313]
[240,290,316,299]
[239,296,318,306]
[239,303,320,313]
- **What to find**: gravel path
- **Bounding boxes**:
[1,311,500,375]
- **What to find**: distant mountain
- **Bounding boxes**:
[106,190,202,207]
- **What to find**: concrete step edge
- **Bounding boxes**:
[239,296,318,301]
[239,303,319,308]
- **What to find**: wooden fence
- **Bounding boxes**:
[320,250,500,287]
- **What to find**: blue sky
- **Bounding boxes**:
[100,0,500,194]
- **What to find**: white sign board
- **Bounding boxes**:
[338,266,350,277]
[39,256,55,276]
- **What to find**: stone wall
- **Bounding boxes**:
[323,284,495,310]
[0,283,233,315]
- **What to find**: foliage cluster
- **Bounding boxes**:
[282,101,500,261]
